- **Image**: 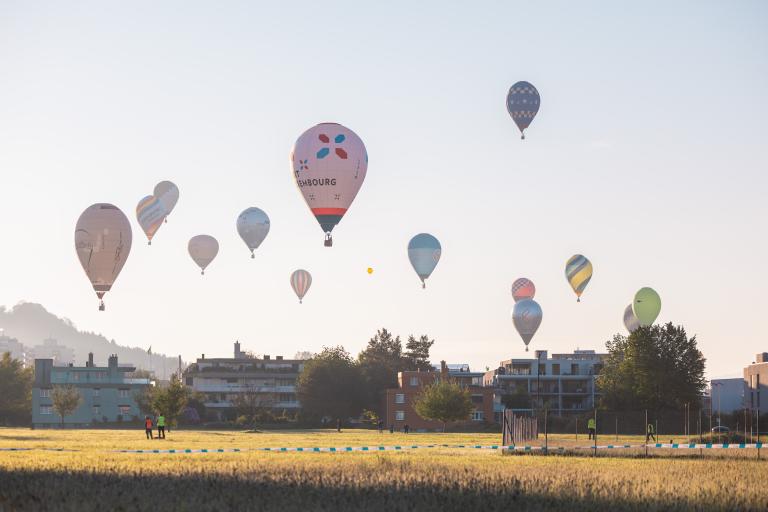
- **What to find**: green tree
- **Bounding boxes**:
[297,346,366,423]
[0,352,33,426]
[51,385,82,427]
[403,335,434,371]
[151,374,189,428]
[501,387,531,410]
[597,323,706,413]
[413,378,473,432]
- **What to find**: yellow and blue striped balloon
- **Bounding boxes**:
[565,254,592,302]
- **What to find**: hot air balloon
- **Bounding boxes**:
[565,254,593,302]
[153,181,179,223]
[290,269,312,303]
[136,195,167,245]
[512,299,542,352]
[188,235,219,275]
[367,267,373,275]
[633,287,661,327]
[511,278,536,302]
[623,304,641,333]
[236,207,270,258]
[75,204,132,311]
[506,81,540,140]
[407,233,441,288]
[291,123,368,247]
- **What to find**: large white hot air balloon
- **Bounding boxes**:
[75,203,133,311]
[236,207,270,258]
[291,123,367,247]
[511,299,542,352]
[188,235,219,275]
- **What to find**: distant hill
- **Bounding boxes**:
[0,302,181,376]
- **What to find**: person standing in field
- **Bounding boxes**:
[377,420,383,433]
[587,418,596,440]
[336,418,341,432]
[157,414,166,439]
[144,416,153,440]
[646,423,656,442]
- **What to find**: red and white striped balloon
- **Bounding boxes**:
[290,269,312,304]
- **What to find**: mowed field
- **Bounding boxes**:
[1,428,766,512]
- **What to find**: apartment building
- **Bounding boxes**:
[0,333,29,365]
[382,362,494,432]
[183,341,305,420]
[32,353,151,428]
[744,352,768,412]
[484,349,608,417]
[710,378,744,415]
[29,338,75,366]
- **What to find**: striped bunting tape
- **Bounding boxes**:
[3,443,761,454]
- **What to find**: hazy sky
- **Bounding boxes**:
[1,1,766,378]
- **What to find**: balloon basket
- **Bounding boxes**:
[251,253,255,259]
[148,241,151,246]
[324,235,333,247]
[98,301,105,312]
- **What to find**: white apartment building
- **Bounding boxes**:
[183,341,305,420]
[484,349,608,416]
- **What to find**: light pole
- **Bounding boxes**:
[712,382,723,443]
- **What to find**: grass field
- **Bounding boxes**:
[1,428,766,511]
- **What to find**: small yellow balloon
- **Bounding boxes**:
[367,267,373,274]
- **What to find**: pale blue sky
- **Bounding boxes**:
[0,1,766,378]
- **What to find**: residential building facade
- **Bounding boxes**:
[0,333,29,365]
[32,353,151,428]
[744,352,768,413]
[484,349,607,418]
[30,338,75,366]
[382,362,494,432]
[183,342,305,420]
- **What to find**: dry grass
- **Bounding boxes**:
[0,428,766,511]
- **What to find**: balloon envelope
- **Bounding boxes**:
[407,233,441,288]
[623,304,641,333]
[153,181,179,218]
[236,207,270,257]
[188,235,219,274]
[136,195,167,244]
[511,278,536,302]
[290,269,312,303]
[75,203,132,309]
[291,123,367,245]
[506,81,540,139]
[512,299,542,350]
[565,254,593,301]
[633,287,661,326]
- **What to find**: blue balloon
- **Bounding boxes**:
[506,81,540,139]
[408,233,441,288]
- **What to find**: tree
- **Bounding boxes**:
[293,351,315,360]
[232,383,275,426]
[597,323,706,413]
[413,378,473,432]
[501,387,531,410]
[0,352,33,426]
[403,335,434,371]
[151,374,189,428]
[297,346,366,423]
[51,385,82,427]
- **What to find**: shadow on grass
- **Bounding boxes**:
[0,467,749,512]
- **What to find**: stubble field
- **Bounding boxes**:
[0,428,766,511]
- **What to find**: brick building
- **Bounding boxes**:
[382,362,494,432]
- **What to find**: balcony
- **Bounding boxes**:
[195,384,296,394]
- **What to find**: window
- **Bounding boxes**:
[278,393,295,402]
[538,364,546,375]
[186,377,193,386]
[118,389,130,398]
[552,364,560,375]
[471,394,484,404]
[395,411,405,421]
[92,405,100,416]
[119,406,131,415]
[40,405,53,415]
[72,373,80,381]
[93,388,100,398]
[571,364,579,375]
[395,393,405,404]
[409,376,419,387]
[39,388,51,398]
[471,410,484,421]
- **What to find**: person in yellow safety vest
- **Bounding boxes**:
[157,414,166,439]
[587,418,596,440]
[646,422,656,442]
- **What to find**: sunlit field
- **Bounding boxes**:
[1,428,766,511]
